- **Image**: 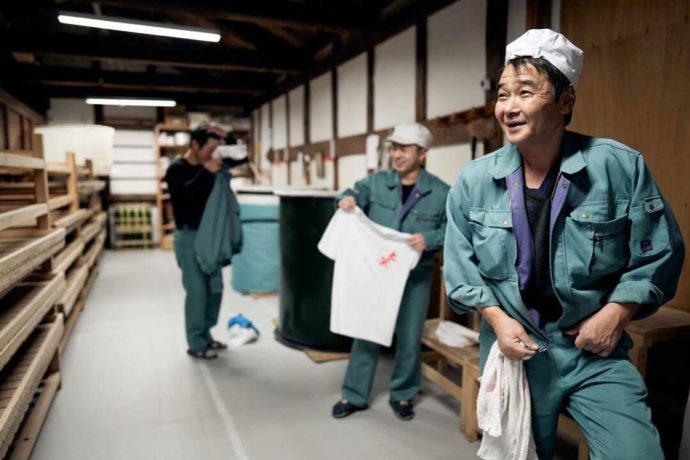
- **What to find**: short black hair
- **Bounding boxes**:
[503,56,574,126]
[190,126,222,148]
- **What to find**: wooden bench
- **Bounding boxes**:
[626,306,690,379]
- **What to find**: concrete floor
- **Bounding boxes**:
[32,250,482,460]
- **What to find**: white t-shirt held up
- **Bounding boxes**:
[318,207,421,346]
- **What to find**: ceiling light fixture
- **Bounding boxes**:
[85,98,177,107]
[58,12,221,43]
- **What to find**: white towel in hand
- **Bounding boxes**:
[476,342,538,460]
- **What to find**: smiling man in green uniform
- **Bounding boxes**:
[444,29,684,459]
[330,122,450,421]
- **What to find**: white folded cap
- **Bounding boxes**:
[386,123,433,149]
[505,28,584,86]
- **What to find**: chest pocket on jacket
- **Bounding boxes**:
[625,195,670,261]
[411,209,440,230]
[565,208,629,278]
[468,209,513,280]
[369,197,398,225]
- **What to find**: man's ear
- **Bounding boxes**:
[559,86,576,116]
[418,148,428,162]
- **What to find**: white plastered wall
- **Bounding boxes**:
[427,0,487,118]
[426,142,483,187]
[374,27,416,130]
[289,86,305,147]
[337,154,367,191]
[309,73,333,143]
[271,96,288,150]
[337,54,368,138]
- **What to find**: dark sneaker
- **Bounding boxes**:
[390,400,414,421]
[332,400,368,419]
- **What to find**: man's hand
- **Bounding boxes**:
[481,306,539,360]
[565,302,640,357]
[205,158,222,174]
[338,196,356,211]
[408,233,426,252]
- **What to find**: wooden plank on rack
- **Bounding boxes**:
[56,265,89,317]
[60,297,83,353]
[0,229,66,294]
[50,239,84,276]
[82,264,100,301]
[0,205,48,233]
[44,163,70,175]
[0,317,63,458]
[0,275,65,372]
[80,212,106,244]
[83,231,106,269]
[52,209,90,232]
[47,195,73,212]
[0,153,44,170]
[7,371,61,460]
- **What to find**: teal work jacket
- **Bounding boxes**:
[444,131,685,351]
[339,169,450,271]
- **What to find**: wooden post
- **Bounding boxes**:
[66,152,79,212]
[415,18,428,122]
[366,49,374,134]
[32,133,51,229]
[484,0,509,154]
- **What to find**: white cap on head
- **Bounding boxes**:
[505,28,584,86]
[386,122,433,149]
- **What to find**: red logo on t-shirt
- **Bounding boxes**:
[378,251,398,268]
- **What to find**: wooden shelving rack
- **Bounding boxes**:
[0,134,107,458]
[0,134,66,459]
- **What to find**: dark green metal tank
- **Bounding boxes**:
[274,190,352,352]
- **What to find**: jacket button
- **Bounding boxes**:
[503,221,508,225]
[581,213,589,219]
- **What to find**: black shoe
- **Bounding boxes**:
[187,349,218,360]
[207,340,228,351]
[390,400,414,421]
[332,400,368,419]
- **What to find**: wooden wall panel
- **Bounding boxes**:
[562,0,690,312]
[0,105,6,150]
[6,109,22,151]
[22,117,33,149]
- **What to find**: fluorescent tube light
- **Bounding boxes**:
[85,98,177,107]
[58,12,221,43]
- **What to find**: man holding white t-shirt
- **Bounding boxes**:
[331,122,450,421]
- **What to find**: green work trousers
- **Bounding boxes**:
[174,230,222,353]
[341,268,432,406]
[525,322,663,460]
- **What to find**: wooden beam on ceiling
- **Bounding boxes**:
[55,0,363,33]
[6,30,307,74]
[253,0,460,109]
[15,65,271,96]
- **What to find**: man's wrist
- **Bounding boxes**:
[604,302,640,327]
[479,305,504,328]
